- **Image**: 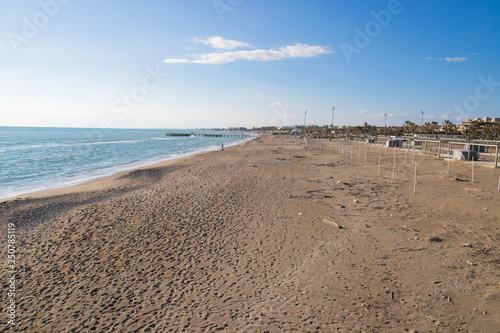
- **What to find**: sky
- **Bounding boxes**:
[1,0,500,129]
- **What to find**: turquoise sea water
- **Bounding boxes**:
[0,127,252,199]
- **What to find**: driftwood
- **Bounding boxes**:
[323,219,343,229]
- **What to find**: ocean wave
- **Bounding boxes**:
[0,130,254,200]
[79,139,144,146]
[149,137,174,141]
[2,139,145,152]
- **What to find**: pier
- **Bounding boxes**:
[166,133,253,138]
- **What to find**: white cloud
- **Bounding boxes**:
[443,57,468,62]
[192,36,251,50]
[270,101,288,109]
[347,110,369,115]
[426,56,468,62]
[164,43,332,65]
[374,112,408,118]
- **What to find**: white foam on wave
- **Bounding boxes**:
[2,139,145,152]
[0,135,256,200]
[149,137,175,141]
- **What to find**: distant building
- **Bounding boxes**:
[460,116,500,134]
[459,119,472,132]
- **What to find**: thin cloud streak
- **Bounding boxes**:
[164,43,332,65]
[191,36,251,50]
[426,56,468,62]
[443,57,468,62]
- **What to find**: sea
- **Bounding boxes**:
[0,127,253,200]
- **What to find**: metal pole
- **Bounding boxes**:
[438,140,441,158]
[412,145,415,165]
[447,153,450,175]
[304,111,307,135]
[413,162,417,194]
[331,106,335,129]
[495,144,498,168]
[378,154,381,177]
[447,143,450,175]
[391,155,396,185]
[471,156,474,183]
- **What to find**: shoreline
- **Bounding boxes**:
[2,134,499,331]
[0,135,256,202]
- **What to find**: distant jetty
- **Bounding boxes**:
[166,132,253,138]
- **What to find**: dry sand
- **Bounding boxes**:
[1,134,499,332]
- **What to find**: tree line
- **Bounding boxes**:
[264,119,500,140]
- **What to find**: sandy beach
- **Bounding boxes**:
[2,134,499,332]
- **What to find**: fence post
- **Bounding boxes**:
[472,156,474,183]
[413,162,417,194]
[495,144,499,168]
[378,154,381,177]
[438,140,441,158]
[447,142,451,175]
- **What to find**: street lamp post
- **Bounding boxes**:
[304,111,307,133]
[421,110,424,132]
[331,106,335,128]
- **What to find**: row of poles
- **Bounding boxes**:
[333,139,420,193]
[288,134,500,193]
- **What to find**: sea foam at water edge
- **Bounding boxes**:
[0,127,252,199]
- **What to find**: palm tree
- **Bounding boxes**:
[494,123,500,140]
[423,122,432,135]
[442,120,457,138]
[465,120,481,140]
[483,123,500,140]
[404,120,417,136]
[353,126,364,135]
[483,124,494,140]
[429,121,438,135]
[422,121,438,135]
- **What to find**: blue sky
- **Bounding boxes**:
[1,0,499,129]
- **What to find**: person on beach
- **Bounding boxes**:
[221,142,224,151]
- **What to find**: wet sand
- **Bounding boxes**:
[1,134,499,331]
